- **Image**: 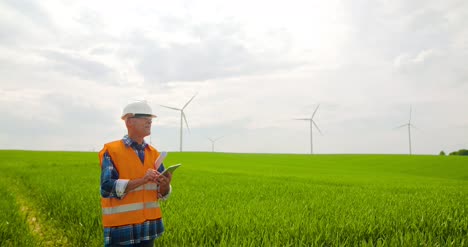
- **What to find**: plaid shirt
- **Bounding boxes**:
[100,135,167,246]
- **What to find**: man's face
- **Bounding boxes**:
[129,116,153,137]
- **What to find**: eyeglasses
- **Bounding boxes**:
[130,116,153,123]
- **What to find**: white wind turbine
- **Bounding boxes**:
[294,104,322,154]
[395,105,416,155]
[207,136,224,152]
[160,93,197,152]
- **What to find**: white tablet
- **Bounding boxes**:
[160,164,182,176]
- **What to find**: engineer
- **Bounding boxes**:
[99,100,172,247]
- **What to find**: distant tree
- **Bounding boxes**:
[439,150,446,156]
[448,149,468,156]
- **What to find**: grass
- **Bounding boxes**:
[0,150,467,246]
[0,178,35,247]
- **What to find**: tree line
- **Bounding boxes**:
[439,149,468,156]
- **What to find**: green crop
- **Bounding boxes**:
[0,178,35,246]
[0,150,467,246]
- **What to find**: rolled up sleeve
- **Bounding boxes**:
[100,152,126,199]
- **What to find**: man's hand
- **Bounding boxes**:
[157,172,172,196]
[158,172,172,185]
[144,169,158,183]
[125,169,157,193]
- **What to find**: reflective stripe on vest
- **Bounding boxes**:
[130,183,158,192]
[102,201,160,215]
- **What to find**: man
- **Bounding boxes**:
[99,100,172,247]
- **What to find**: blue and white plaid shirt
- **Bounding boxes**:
[100,135,170,246]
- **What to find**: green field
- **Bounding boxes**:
[0,150,467,246]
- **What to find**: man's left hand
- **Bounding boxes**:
[156,172,172,195]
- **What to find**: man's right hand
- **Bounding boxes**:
[126,170,157,193]
[144,169,158,183]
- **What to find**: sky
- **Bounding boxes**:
[1,0,467,154]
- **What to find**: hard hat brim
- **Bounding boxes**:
[121,113,157,120]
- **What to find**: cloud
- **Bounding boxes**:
[41,93,115,125]
[38,49,117,83]
[120,21,305,84]
[1,0,53,29]
[335,0,468,94]
[0,88,123,150]
[0,0,55,46]
[340,0,467,64]
[393,49,468,87]
[394,49,438,67]
[0,0,467,154]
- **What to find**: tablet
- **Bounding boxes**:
[160,164,182,176]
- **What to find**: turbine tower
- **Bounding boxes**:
[160,93,197,152]
[207,136,224,152]
[294,104,322,154]
[395,105,416,155]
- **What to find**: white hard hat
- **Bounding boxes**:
[121,100,157,120]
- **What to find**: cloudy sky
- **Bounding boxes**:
[1,0,467,154]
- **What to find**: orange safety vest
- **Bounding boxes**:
[98,140,163,227]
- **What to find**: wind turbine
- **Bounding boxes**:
[160,93,197,152]
[294,104,322,154]
[395,105,416,155]
[207,136,224,152]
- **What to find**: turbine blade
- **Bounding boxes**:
[215,136,224,141]
[182,112,190,133]
[294,118,310,121]
[182,93,198,110]
[312,120,323,135]
[159,104,180,111]
[311,104,320,119]
[409,105,412,123]
[410,124,417,129]
[394,124,407,129]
